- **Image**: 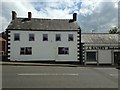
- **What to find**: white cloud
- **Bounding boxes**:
[79,0,118,32]
[1,0,38,32]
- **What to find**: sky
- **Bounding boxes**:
[0,0,119,33]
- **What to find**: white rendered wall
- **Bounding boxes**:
[9,30,78,61]
[98,50,112,64]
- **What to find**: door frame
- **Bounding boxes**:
[114,51,120,65]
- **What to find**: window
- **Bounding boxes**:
[68,34,73,41]
[43,34,48,41]
[20,47,32,55]
[56,34,61,41]
[14,33,20,41]
[86,52,96,61]
[58,47,69,55]
[29,33,35,41]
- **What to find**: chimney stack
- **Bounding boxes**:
[12,11,17,20]
[28,12,32,20]
[73,13,77,21]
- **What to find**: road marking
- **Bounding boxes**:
[109,74,118,77]
[94,68,116,70]
[18,73,79,76]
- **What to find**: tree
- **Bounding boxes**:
[109,27,118,34]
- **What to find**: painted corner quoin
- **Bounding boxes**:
[77,27,81,64]
[6,29,10,61]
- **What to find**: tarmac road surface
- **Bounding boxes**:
[2,65,119,89]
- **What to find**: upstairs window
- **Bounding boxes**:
[20,47,32,55]
[68,34,73,41]
[56,34,61,41]
[43,34,48,41]
[14,33,20,41]
[29,33,35,41]
[58,47,69,55]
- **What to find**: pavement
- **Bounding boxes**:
[1,61,82,67]
[0,61,119,68]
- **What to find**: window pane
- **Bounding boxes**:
[14,33,20,41]
[86,52,96,61]
[29,34,34,41]
[56,34,61,41]
[58,47,64,54]
[64,48,69,54]
[20,48,25,54]
[43,34,48,41]
[68,34,73,41]
[26,47,32,55]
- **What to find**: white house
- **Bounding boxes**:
[6,11,81,62]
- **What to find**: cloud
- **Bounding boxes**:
[78,0,118,32]
[1,0,37,32]
[0,0,119,33]
[31,0,82,18]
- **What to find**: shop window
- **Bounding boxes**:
[86,52,96,61]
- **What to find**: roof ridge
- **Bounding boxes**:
[17,18,70,20]
[81,33,119,34]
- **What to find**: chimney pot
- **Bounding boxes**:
[73,13,77,21]
[28,12,32,20]
[12,11,17,20]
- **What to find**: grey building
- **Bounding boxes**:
[81,33,120,65]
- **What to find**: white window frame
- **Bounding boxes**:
[86,52,97,61]
[68,34,74,41]
[20,47,32,55]
[58,47,69,55]
[43,34,48,41]
[56,34,61,41]
[29,33,35,41]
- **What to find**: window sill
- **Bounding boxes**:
[85,61,97,64]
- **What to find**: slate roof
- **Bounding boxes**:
[6,18,79,31]
[81,33,119,44]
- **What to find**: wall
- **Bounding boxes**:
[98,50,112,64]
[8,30,78,61]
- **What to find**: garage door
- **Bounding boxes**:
[98,50,112,64]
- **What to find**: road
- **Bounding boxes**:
[2,65,119,89]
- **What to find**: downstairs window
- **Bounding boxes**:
[20,47,32,55]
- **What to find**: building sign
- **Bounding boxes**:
[86,46,120,50]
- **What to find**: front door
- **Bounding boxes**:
[114,52,120,65]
